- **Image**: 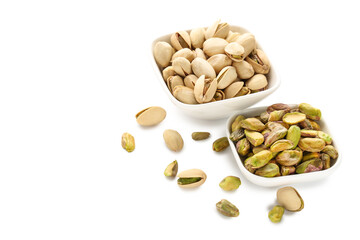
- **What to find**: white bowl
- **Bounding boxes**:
[150,25,281,120]
[226,104,341,187]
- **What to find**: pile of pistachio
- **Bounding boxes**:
[230,103,338,177]
[153,19,271,104]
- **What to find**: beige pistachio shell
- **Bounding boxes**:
[193,48,207,60]
[216,66,237,89]
[277,186,304,212]
[224,81,244,99]
[225,42,245,62]
[236,33,256,59]
[136,106,166,126]
[154,41,175,68]
[194,75,217,103]
[233,61,255,79]
[166,75,184,92]
[205,19,230,39]
[226,31,242,43]
[172,57,192,77]
[191,57,216,79]
[246,74,268,91]
[162,66,176,82]
[184,74,198,89]
[190,27,205,49]
[171,48,195,62]
[207,54,232,74]
[170,31,191,51]
[177,169,207,188]
[163,129,184,152]
[172,86,198,104]
[246,49,271,74]
[203,37,228,57]
[237,86,251,96]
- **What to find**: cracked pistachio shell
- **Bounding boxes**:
[277,187,304,212]
[226,31,242,42]
[255,163,280,177]
[281,166,296,176]
[121,132,135,152]
[225,42,245,62]
[322,153,331,169]
[183,74,197,89]
[231,115,246,132]
[276,149,303,166]
[296,159,323,173]
[286,125,301,149]
[317,131,332,145]
[163,129,183,152]
[214,89,225,101]
[216,66,237,89]
[232,60,255,79]
[191,57,216,79]
[172,86,197,104]
[162,66,176,82]
[190,27,205,49]
[322,145,338,159]
[224,81,244,99]
[282,112,306,125]
[213,137,229,152]
[194,75,217,103]
[203,37,228,57]
[192,132,210,140]
[268,110,286,122]
[193,48,206,60]
[268,205,285,223]
[302,152,321,162]
[205,19,230,39]
[154,41,175,68]
[246,49,271,74]
[235,33,256,59]
[245,129,264,147]
[236,138,250,156]
[270,139,294,152]
[207,54,232,74]
[177,169,206,188]
[219,176,241,191]
[170,31,191,51]
[264,126,288,147]
[172,57,192,77]
[298,138,326,152]
[136,106,166,126]
[267,103,291,113]
[240,118,266,131]
[216,199,239,217]
[164,160,178,177]
[299,103,321,120]
[171,48,195,62]
[300,129,318,138]
[166,75,184,92]
[244,150,273,171]
[246,74,268,91]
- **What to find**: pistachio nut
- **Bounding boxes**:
[193,75,217,103]
[171,48,195,62]
[177,169,206,188]
[264,126,287,147]
[207,54,232,74]
[245,74,268,91]
[322,153,331,169]
[281,166,296,176]
[277,186,304,212]
[213,137,229,152]
[203,37,228,57]
[231,115,246,132]
[300,129,318,138]
[270,139,294,152]
[183,74,197,89]
[246,49,271,74]
[268,110,286,122]
[205,19,230,39]
[245,129,265,147]
[268,205,285,223]
[296,159,323,173]
[172,86,198,104]
[162,66,176,82]
[282,112,307,125]
[214,89,226,101]
[298,118,313,130]
[299,103,321,120]
[232,60,255,79]
[244,150,274,171]
[286,125,301,149]
[267,103,291,113]
[230,128,245,142]
[166,75,184,92]
[170,31,192,51]
[163,129,184,152]
[298,138,326,152]
[219,176,241,191]
[136,106,166,126]
[226,31,242,43]
[259,111,270,123]
[237,86,251,96]
[121,132,135,153]
[215,66,237,89]
[252,144,268,154]
[172,57,192,77]
[216,199,239,217]
[255,163,280,177]
[302,152,321,162]
[191,57,216,79]
[266,121,287,132]
[235,32,256,58]
[193,48,206,60]
[154,41,175,68]
[236,138,250,156]
[224,81,244,99]
[276,149,303,166]
[164,160,178,177]
[224,42,245,62]
[322,145,338,159]
[240,118,266,131]
[309,120,321,130]
[190,27,205,49]
[317,131,332,145]
[191,132,210,141]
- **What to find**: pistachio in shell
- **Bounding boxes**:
[213,137,229,152]
[191,57,216,79]
[162,66,176,81]
[224,42,245,62]
[190,27,205,49]
[235,32,256,58]
[191,132,210,141]
[163,129,184,152]
[277,186,304,212]
[216,199,239,217]
[286,125,301,149]
[136,106,166,126]
[268,205,285,223]
[232,60,255,79]
[240,118,266,131]
[236,138,250,156]
[205,19,230,39]
[298,138,326,152]
[216,66,237,89]
[282,112,306,125]
[193,48,206,60]
[193,75,217,103]
[121,132,135,153]
[164,160,178,177]
[276,149,303,166]
[226,31,242,42]
[237,86,251,96]
[170,31,191,51]
[299,103,321,121]
[171,48,195,62]
[219,176,241,191]
[246,49,271,74]
[321,145,338,159]
[203,37,228,57]
[183,74,197,89]
[177,169,206,188]
[296,159,323,173]
[166,75,184,92]
[172,57,192,77]
[255,163,280,177]
[231,115,246,132]
[245,129,265,147]
[245,74,268,91]
[207,54,232,74]
[172,86,198,104]
[154,41,175,68]
[224,81,244,99]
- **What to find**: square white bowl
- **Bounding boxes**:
[150,25,280,120]
[226,104,341,187]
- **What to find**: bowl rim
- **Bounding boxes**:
[225,104,341,187]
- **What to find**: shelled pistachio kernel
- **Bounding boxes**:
[219,176,241,191]
[121,133,135,152]
[268,205,285,223]
[216,199,239,217]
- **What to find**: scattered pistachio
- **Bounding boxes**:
[277,186,304,212]
[268,205,285,223]
[216,199,239,217]
[192,132,210,140]
[121,133,135,152]
[219,176,241,191]
[177,169,206,188]
[163,129,184,152]
[136,106,166,126]
[213,137,229,152]
[164,160,178,177]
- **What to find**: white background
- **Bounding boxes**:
[1,0,359,239]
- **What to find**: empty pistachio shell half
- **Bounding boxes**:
[203,37,228,57]
[172,57,192,77]
[191,57,216,79]
[246,74,268,91]
[216,66,237,89]
[213,137,229,152]
[207,54,232,74]
[191,132,210,140]
[268,205,285,223]
[232,60,255,79]
[277,186,304,212]
[219,176,241,191]
[136,106,166,126]
[177,169,207,188]
[163,129,184,152]
[216,199,239,217]
[190,27,205,49]
[164,160,178,177]
[171,48,195,62]
[172,86,198,104]
[121,132,135,152]
[205,19,230,39]
[282,112,306,125]
[154,41,175,68]
[194,75,217,103]
[225,42,245,62]
[170,31,191,51]
[224,81,244,99]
